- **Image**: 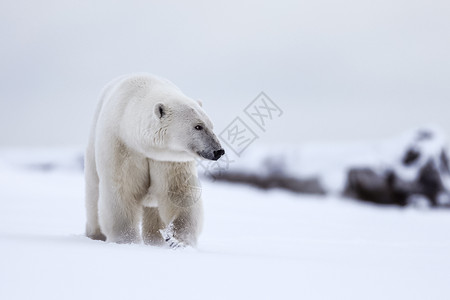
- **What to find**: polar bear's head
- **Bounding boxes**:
[152,100,224,161]
[139,97,224,162]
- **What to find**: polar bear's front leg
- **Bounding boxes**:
[98,185,142,244]
[160,222,185,249]
[142,207,165,246]
[160,209,203,248]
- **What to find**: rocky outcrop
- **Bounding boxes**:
[344,129,450,207]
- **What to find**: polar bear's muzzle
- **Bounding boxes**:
[191,126,224,161]
[198,148,225,161]
[213,149,225,160]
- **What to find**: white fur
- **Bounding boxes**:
[85,73,221,246]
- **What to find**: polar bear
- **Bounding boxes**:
[84,73,224,247]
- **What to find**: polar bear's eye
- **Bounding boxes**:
[195,125,203,131]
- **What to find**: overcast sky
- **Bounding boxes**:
[1,0,449,147]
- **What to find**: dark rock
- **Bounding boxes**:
[344,160,448,207]
[343,168,412,206]
[440,150,450,174]
[417,160,444,206]
[344,168,389,203]
[402,148,421,166]
[343,128,450,208]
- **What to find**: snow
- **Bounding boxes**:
[1,149,450,300]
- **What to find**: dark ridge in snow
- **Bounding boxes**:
[211,172,326,195]
[0,149,84,172]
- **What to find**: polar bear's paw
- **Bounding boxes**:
[159,224,186,249]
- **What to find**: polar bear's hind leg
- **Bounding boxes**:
[85,144,106,241]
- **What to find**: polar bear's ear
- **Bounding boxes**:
[196,99,203,107]
[154,103,166,119]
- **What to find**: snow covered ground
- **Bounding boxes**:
[1,149,450,300]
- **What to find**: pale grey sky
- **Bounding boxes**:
[1,0,449,147]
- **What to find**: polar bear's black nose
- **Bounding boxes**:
[213,149,225,160]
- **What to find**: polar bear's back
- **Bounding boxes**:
[103,73,184,104]
[93,73,182,134]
